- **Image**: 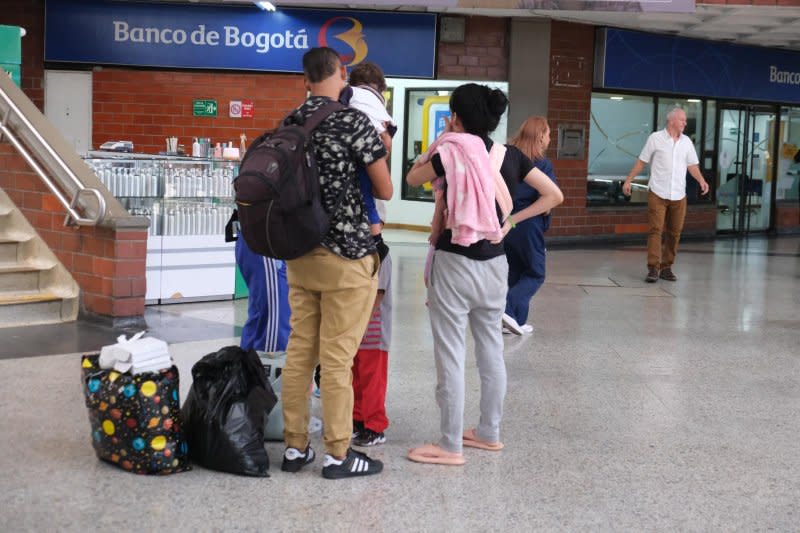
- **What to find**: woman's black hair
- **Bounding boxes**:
[449,83,509,136]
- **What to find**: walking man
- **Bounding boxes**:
[623,107,709,282]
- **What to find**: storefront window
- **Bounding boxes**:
[777,107,800,202]
[401,87,508,202]
[402,88,451,202]
[588,93,654,205]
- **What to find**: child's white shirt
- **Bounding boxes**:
[350,85,395,134]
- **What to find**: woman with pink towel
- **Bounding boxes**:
[406,84,563,466]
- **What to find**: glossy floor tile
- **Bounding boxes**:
[1,235,798,531]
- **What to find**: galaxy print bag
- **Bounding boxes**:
[81,354,191,475]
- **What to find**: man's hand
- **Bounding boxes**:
[623,160,646,197]
[380,130,392,157]
[622,179,633,196]
[687,165,709,195]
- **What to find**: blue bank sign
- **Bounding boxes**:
[595,28,800,105]
[44,0,437,78]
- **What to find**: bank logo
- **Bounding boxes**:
[318,17,368,66]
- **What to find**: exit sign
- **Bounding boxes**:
[193,99,217,117]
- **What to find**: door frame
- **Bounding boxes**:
[714,102,779,235]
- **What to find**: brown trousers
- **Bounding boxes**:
[647,191,687,269]
[282,247,378,457]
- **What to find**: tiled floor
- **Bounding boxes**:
[1,235,798,531]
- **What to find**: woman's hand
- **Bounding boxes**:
[443,115,454,134]
[490,219,512,244]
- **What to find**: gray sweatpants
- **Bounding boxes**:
[428,250,508,453]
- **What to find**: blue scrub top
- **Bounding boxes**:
[512,157,558,230]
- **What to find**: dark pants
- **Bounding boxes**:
[504,216,547,325]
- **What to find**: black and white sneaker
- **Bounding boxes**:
[281,445,315,473]
[322,448,383,479]
[352,428,386,447]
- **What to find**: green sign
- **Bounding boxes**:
[1,63,20,86]
[0,25,22,64]
[193,99,218,117]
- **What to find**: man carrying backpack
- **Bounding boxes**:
[279,47,393,479]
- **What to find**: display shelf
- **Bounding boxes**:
[83,152,239,304]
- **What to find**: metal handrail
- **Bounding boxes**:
[0,81,106,226]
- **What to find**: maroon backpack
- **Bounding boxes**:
[234,101,345,259]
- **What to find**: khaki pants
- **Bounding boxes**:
[282,247,378,457]
[647,191,687,269]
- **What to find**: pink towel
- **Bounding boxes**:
[420,132,511,247]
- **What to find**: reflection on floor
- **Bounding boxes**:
[1,236,798,530]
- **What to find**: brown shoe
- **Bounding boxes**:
[645,267,659,283]
[659,268,677,281]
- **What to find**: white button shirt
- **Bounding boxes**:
[639,129,699,201]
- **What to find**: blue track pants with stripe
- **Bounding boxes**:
[235,238,291,352]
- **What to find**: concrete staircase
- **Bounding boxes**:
[0,187,79,327]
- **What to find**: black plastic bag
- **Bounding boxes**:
[81,354,191,475]
[181,346,278,476]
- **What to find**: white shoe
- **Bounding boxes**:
[502,326,513,335]
[501,313,524,335]
[520,324,534,334]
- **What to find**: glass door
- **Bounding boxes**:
[716,105,776,233]
[776,107,800,204]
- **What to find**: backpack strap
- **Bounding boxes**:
[293,99,362,224]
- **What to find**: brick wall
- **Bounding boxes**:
[775,203,800,232]
[437,17,509,81]
[93,69,307,154]
[2,0,45,109]
[0,145,147,320]
[546,21,717,239]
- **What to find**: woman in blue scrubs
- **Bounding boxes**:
[503,116,558,335]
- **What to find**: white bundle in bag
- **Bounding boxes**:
[99,331,171,375]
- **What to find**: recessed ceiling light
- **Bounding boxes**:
[610,96,624,100]
[255,1,276,11]
[687,99,701,103]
